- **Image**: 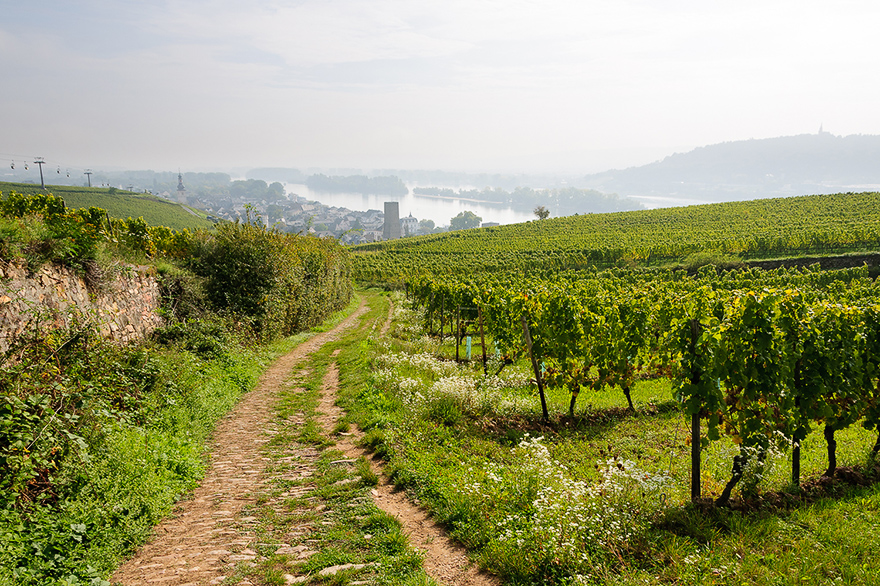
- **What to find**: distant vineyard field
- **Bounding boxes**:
[0,181,215,232]
[351,191,880,281]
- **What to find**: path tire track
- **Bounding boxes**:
[316,355,500,586]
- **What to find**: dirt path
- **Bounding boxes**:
[316,355,500,586]
[380,294,393,336]
[113,293,497,586]
[111,300,368,586]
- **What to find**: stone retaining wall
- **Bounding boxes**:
[0,261,164,352]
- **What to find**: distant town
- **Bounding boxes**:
[165,176,479,245]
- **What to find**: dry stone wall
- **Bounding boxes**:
[0,261,164,352]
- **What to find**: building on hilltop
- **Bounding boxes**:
[400,212,418,236]
[383,202,401,240]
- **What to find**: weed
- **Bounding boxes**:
[355,458,379,486]
[332,421,351,435]
[426,395,462,426]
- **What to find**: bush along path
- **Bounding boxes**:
[112,291,494,586]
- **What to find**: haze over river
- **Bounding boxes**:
[284,183,535,227]
[282,182,704,228]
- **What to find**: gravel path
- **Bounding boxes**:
[316,357,499,586]
[313,298,499,586]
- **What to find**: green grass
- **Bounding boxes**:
[0,181,214,231]
[342,292,880,585]
[0,327,268,586]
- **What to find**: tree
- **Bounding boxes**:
[266,204,285,223]
[419,218,435,234]
[534,205,550,220]
[268,182,286,200]
[449,210,482,230]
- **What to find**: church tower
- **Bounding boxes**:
[177,171,186,203]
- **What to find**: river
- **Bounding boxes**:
[283,183,535,227]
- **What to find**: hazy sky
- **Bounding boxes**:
[2,0,879,175]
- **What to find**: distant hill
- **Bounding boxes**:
[0,182,215,232]
[582,132,880,204]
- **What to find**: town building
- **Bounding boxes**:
[176,171,186,203]
[400,212,418,236]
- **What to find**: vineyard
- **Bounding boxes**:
[0,182,214,232]
[360,283,880,584]
[348,193,880,583]
[407,265,880,504]
[351,191,880,281]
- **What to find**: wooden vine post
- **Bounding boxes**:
[478,306,488,374]
[690,318,702,501]
[522,314,550,421]
[428,292,434,335]
[440,294,445,342]
[824,424,838,478]
[691,411,701,500]
[456,306,461,362]
[792,391,802,487]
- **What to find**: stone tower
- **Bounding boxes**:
[383,201,401,240]
[177,171,186,203]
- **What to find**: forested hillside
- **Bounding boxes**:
[583,132,880,201]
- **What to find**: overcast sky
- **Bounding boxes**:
[2,0,879,175]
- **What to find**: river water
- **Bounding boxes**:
[283,183,535,227]
[281,182,709,227]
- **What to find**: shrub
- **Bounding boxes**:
[191,212,352,340]
[0,191,198,271]
[152,318,231,359]
[0,192,102,270]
